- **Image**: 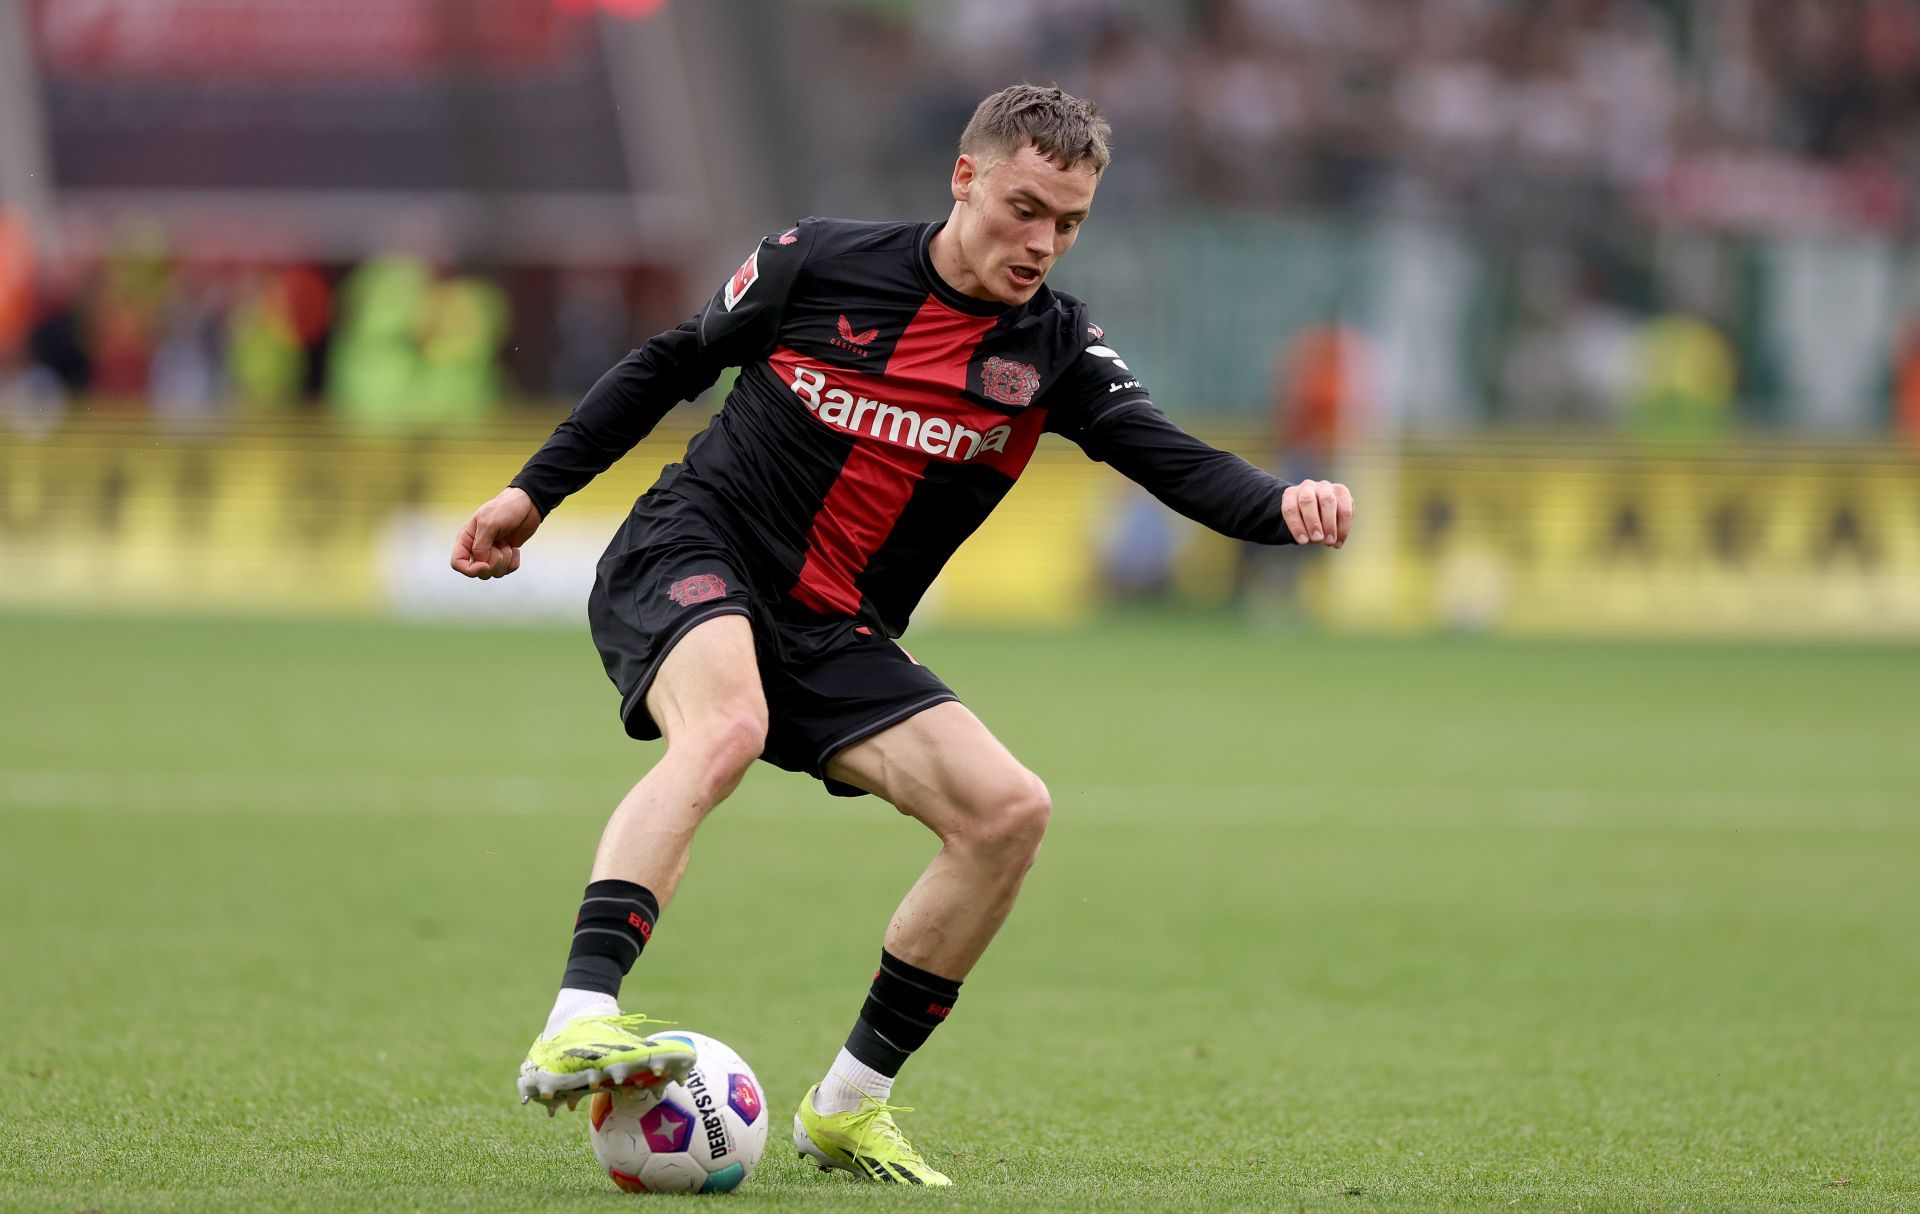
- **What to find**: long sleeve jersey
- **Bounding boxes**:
[512,217,1297,635]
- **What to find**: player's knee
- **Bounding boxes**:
[677,702,766,795]
[973,772,1052,865]
[711,707,768,776]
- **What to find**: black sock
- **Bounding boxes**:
[843,950,963,1077]
[560,879,659,997]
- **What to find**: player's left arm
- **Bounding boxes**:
[1042,337,1351,548]
[506,222,820,520]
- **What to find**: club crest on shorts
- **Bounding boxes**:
[980,356,1041,407]
[668,573,728,606]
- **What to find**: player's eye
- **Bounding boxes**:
[1012,204,1034,220]
[1058,220,1079,234]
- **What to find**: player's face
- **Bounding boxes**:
[949,144,1098,305]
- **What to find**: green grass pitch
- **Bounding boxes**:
[2,612,1916,1211]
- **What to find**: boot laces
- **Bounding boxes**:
[848,1096,926,1163]
[609,1013,677,1039]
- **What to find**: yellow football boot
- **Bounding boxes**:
[793,1083,953,1185]
[516,1013,695,1115]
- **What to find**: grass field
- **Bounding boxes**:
[2,612,1916,1212]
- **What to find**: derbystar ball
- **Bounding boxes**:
[587,1031,768,1194]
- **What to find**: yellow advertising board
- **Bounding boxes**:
[3,418,1917,637]
[0,416,1105,624]
[1342,441,1920,638]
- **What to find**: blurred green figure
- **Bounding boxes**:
[417,276,511,420]
[1630,314,1736,442]
[226,273,304,409]
[330,256,508,432]
[226,266,333,411]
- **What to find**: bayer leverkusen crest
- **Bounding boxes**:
[980,357,1041,407]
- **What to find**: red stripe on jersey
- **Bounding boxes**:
[787,296,997,616]
[789,442,929,615]
[885,297,996,390]
[783,437,925,614]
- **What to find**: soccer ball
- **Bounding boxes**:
[587,1031,768,1194]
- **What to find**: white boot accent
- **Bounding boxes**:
[542,987,619,1039]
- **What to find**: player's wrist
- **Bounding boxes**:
[503,483,548,524]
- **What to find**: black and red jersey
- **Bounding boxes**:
[512,217,1297,635]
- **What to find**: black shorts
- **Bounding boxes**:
[587,489,958,797]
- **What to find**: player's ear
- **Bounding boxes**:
[951,154,977,204]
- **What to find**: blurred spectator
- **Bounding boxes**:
[1500,251,1637,425]
[1894,316,1920,452]
[151,275,225,419]
[1082,26,1182,207]
[414,274,511,425]
[24,262,91,406]
[88,222,172,402]
[1274,319,1368,460]
[330,256,434,424]
[889,0,1917,231]
[329,257,508,432]
[1237,319,1371,607]
[0,213,31,360]
[1630,313,1738,441]
[226,270,316,413]
[0,242,675,427]
[8,0,1920,437]
[0,212,65,433]
[1099,487,1181,601]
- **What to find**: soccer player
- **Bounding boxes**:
[451,84,1352,1186]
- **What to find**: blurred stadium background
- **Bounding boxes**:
[5,0,1920,637]
[6,3,1920,1209]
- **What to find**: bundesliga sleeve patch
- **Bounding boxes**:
[722,250,760,311]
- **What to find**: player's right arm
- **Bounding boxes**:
[450,222,819,579]
[1043,328,1351,548]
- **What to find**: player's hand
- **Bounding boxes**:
[1282,479,1352,548]
[451,487,543,579]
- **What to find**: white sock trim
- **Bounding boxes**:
[816,1047,895,1115]
[543,988,620,1039]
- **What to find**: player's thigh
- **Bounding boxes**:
[644,613,769,748]
[825,701,1049,839]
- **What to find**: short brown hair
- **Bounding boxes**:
[959,84,1111,176]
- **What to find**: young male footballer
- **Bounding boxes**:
[451,83,1352,1186]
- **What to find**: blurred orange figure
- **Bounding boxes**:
[1272,322,1369,468]
[0,212,34,359]
[1896,317,1920,452]
[1237,321,1370,607]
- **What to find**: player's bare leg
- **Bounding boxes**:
[521,614,767,1110]
[590,613,768,900]
[555,612,766,1018]
[793,701,1049,1184]
[830,702,1051,978]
